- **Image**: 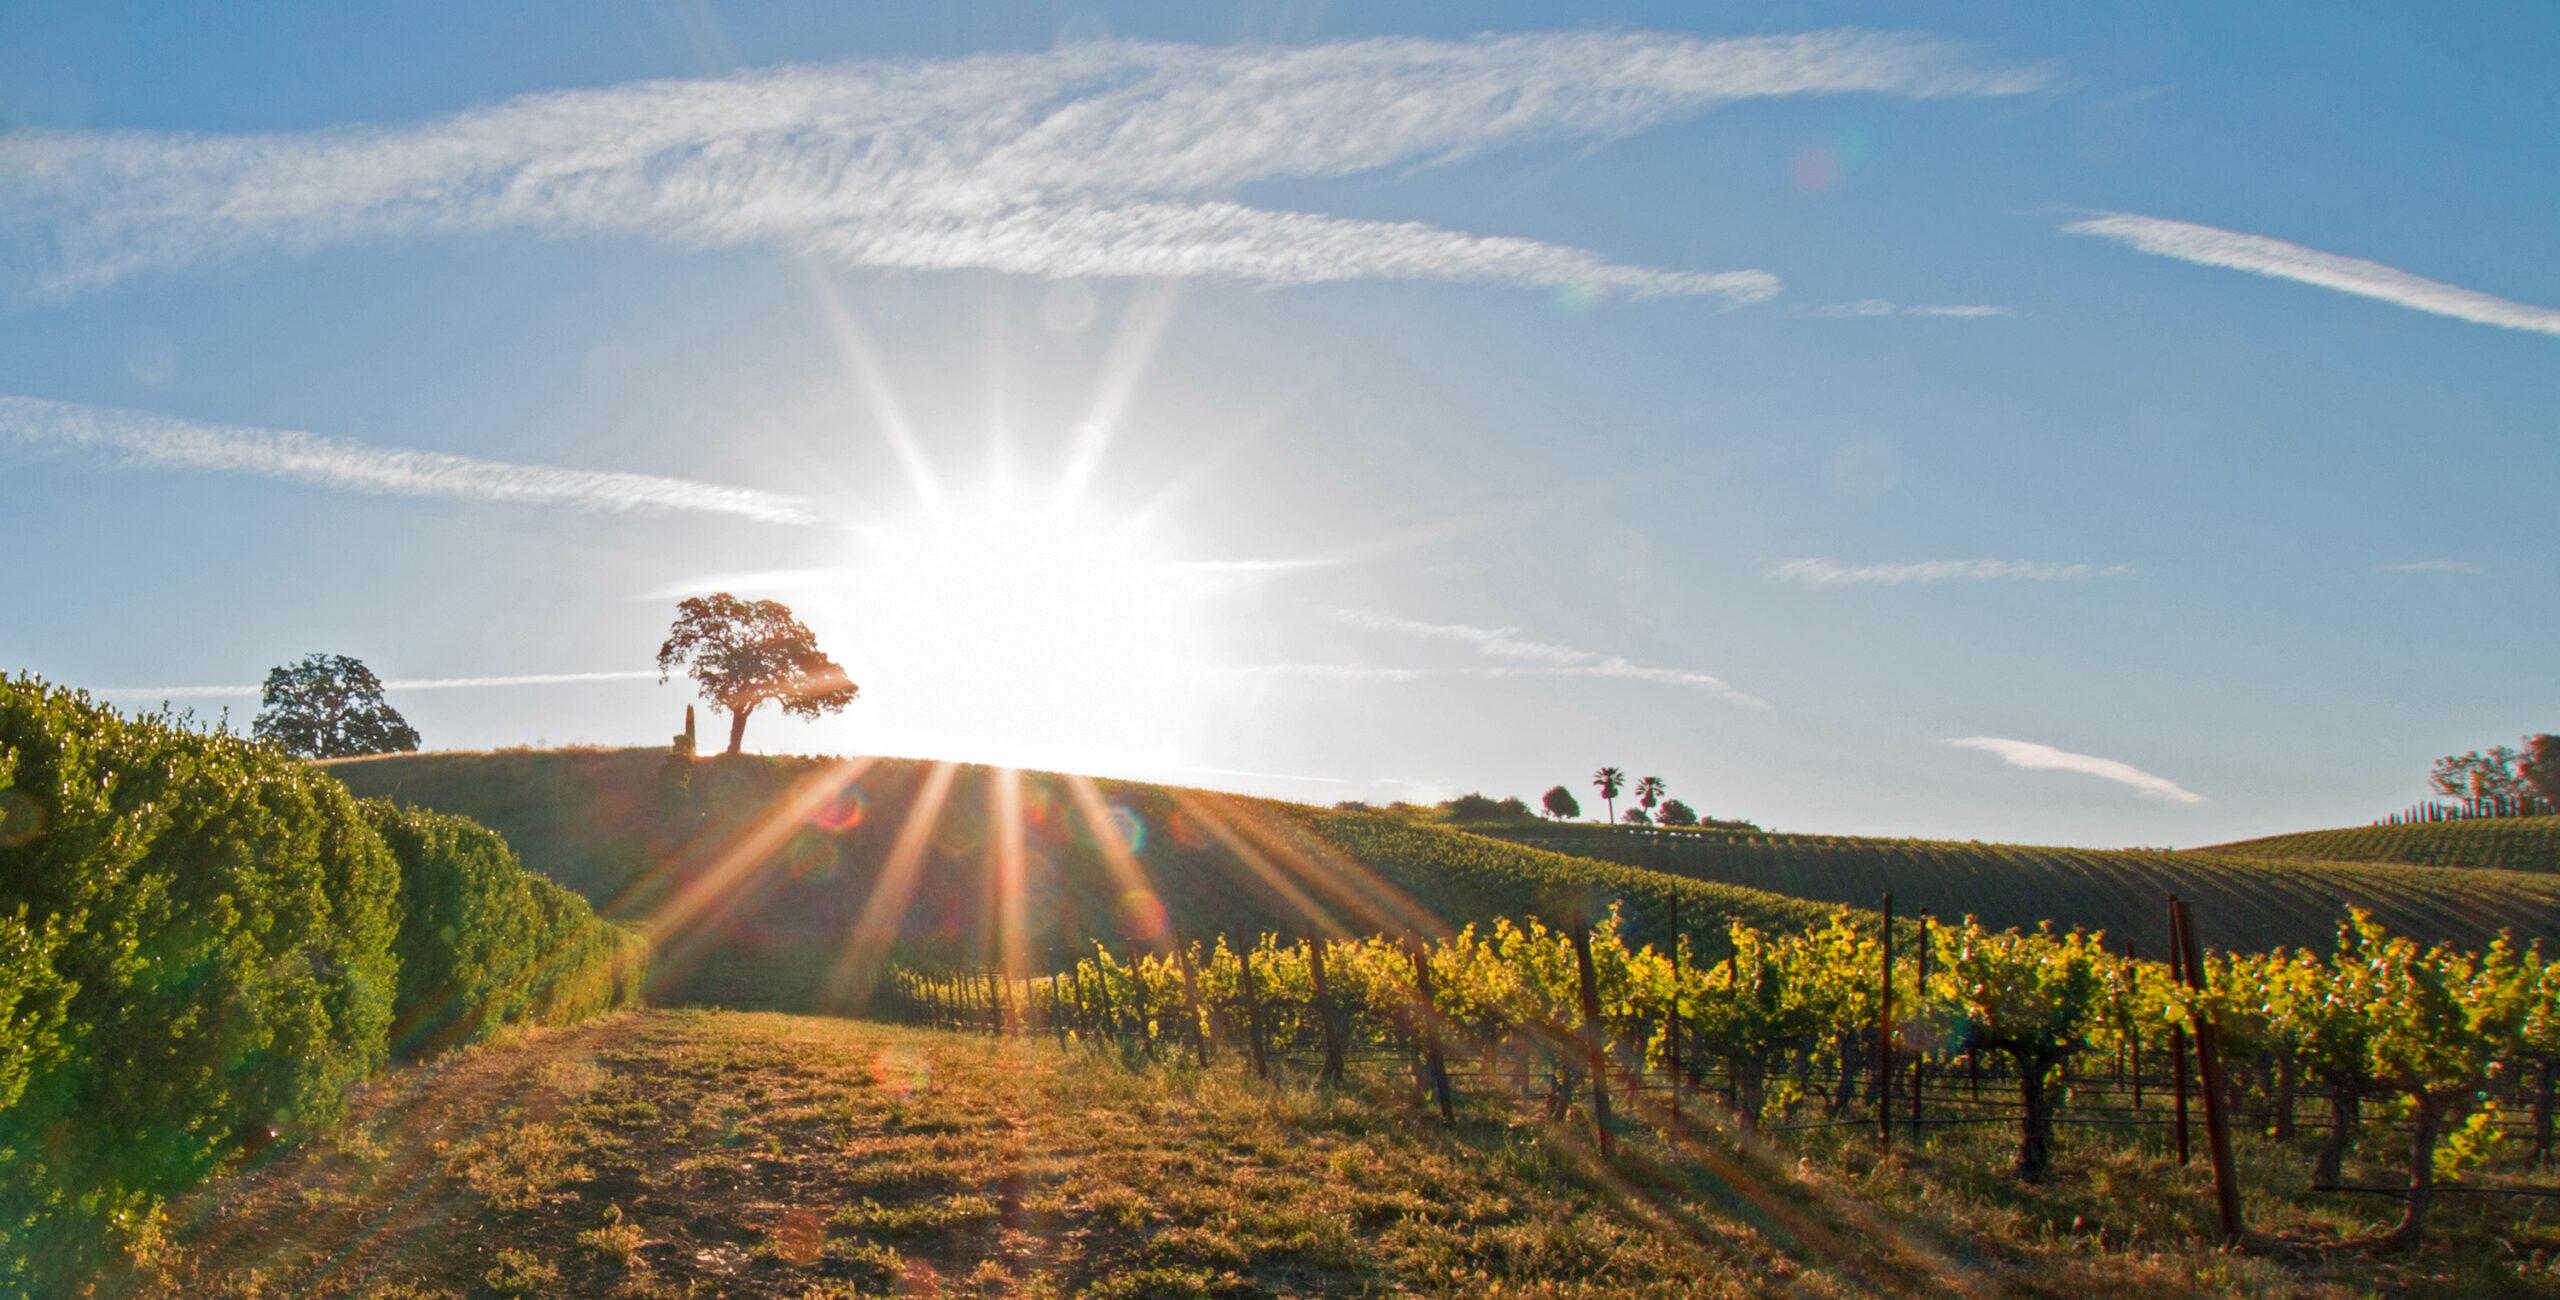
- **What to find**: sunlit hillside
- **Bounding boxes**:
[327,749,2560,985]
[2200,815,2560,876]
[322,748,1829,1011]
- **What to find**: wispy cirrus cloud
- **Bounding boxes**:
[0,395,823,524]
[2371,559,2486,575]
[1771,558,2132,586]
[1811,298,2022,318]
[1328,608,1767,707]
[1948,735,2204,805]
[2064,212,2560,337]
[1,30,2044,299]
[92,670,661,699]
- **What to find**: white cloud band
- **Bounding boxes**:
[1771,558,2131,586]
[2065,212,2560,337]
[0,395,822,524]
[1948,735,2204,804]
[1330,608,1766,707]
[2,30,2042,297]
[93,670,661,699]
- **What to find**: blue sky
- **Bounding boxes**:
[3,1,2553,847]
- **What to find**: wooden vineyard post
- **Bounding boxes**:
[1125,945,1154,1058]
[1235,933,1270,1081]
[1667,896,1683,1127]
[1309,939,1347,1085]
[1410,939,1454,1122]
[2175,898,2246,1244]
[1877,893,1895,1147]
[1051,962,1070,1049]
[1912,912,1931,1132]
[1571,915,1615,1156]
[2124,942,2142,1113]
[2168,901,2191,1167]
[987,968,1005,1037]
[1175,938,1211,1068]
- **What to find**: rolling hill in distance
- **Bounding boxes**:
[325,748,2560,1004]
[321,747,1830,1011]
[2200,815,2560,875]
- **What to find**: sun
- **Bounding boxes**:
[818,487,1216,774]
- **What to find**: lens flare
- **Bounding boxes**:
[1119,889,1168,940]
[811,786,866,832]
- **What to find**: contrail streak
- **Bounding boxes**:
[2065,211,2560,337]
[0,395,824,524]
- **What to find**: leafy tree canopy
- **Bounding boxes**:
[1540,785,1581,820]
[1656,798,1698,827]
[2430,742,2531,804]
[251,653,420,758]
[657,593,858,755]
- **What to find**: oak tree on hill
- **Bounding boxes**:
[1540,785,1581,821]
[1657,798,1699,827]
[656,594,858,755]
[252,652,421,758]
[2524,734,2560,808]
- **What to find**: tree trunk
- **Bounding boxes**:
[2014,1052,2056,1182]
[2316,1087,2359,1186]
[2381,1090,2464,1251]
[725,705,752,755]
[1830,1033,1861,1118]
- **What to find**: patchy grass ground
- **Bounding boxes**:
[111,1011,2560,1298]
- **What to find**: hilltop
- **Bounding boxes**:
[2201,815,2560,875]
[323,748,1828,1011]
[327,749,2560,977]
[1448,821,2560,955]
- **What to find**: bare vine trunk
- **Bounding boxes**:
[2014,1052,2056,1182]
[2316,1087,2360,1186]
[2380,1090,2466,1251]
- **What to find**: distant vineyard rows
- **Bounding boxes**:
[1455,823,2560,953]
[2207,815,2560,876]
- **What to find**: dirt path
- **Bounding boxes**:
[123,1009,1951,1298]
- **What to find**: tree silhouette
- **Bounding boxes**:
[2525,735,2560,808]
[252,652,421,758]
[1657,798,1698,827]
[657,593,859,755]
[1591,766,1625,825]
[1541,785,1581,821]
[1633,775,1666,818]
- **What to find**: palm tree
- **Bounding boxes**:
[1634,776,1666,819]
[1591,766,1625,824]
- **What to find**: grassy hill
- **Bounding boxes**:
[324,749,1830,1011]
[2200,815,2560,875]
[1454,823,2560,956]
[119,1009,2555,1299]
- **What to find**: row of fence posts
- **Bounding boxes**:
[899,891,2250,1243]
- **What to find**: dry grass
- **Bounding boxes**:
[107,1010,2560,1298]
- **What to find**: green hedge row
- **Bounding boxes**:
[0,676,645,1291]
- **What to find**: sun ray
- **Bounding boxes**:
[1056,278,1183,501]
[987,766,1035,985]
[801,259,948,515]
[641,757,877,990]
[826,759,961,1011]
[1062,773,1179,951]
